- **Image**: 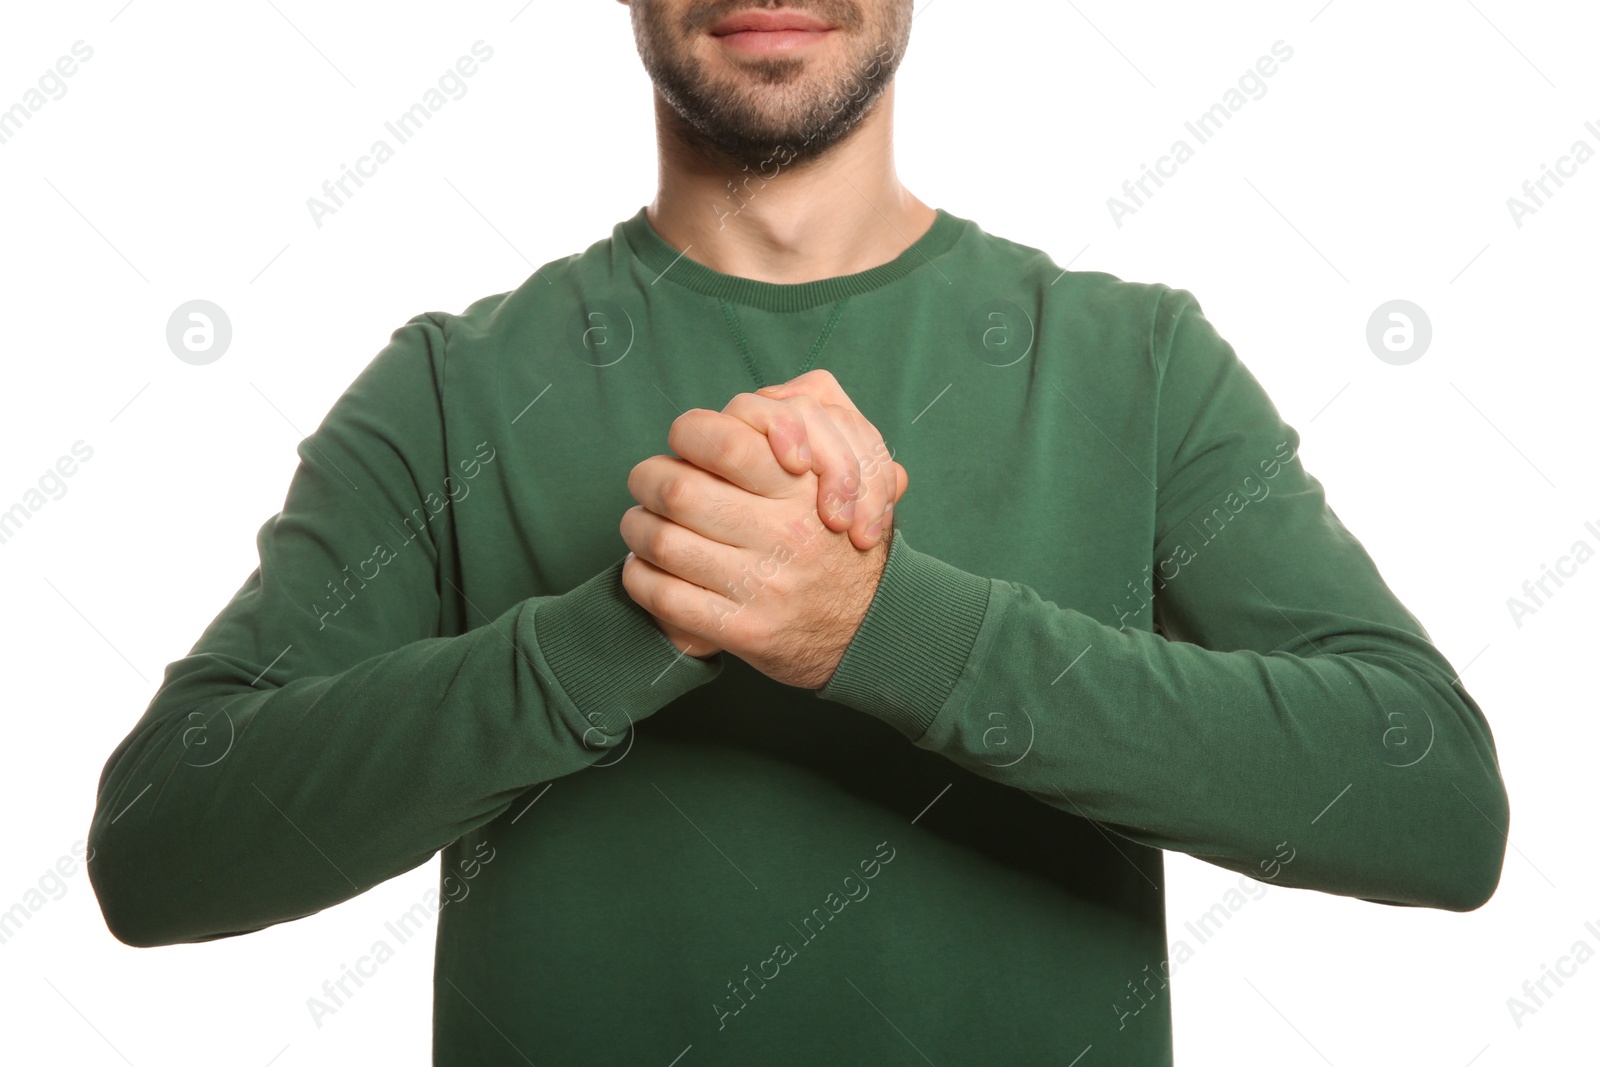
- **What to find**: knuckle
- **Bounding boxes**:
[666,412,698,453]
[739,611,776,648]
[778,408,808,442]
[724,392,763,425]
[720,613,755,648]
[659,475,695,512]
[825,401,858,426]
[648,578,682,621]
[729,431,769,475]
[646,521,676,563]
[787,392,823,416]
[815,484,840,516]
[839,455,863,491]
[756,554,791,596]
[860,424,890,458]
[622,558,654,610]
[683,404,720,432]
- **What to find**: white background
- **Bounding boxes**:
[1,1,1595,1064]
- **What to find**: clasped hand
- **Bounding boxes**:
[619,370,907,690]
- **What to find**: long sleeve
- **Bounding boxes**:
[817,287,1508,912]
[87,313,721,948]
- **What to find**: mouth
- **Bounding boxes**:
[707,9,838,52]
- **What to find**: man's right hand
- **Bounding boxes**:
[655,616,720,660]
[643,372,907,660]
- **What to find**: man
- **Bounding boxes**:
[88,2,1510,1064]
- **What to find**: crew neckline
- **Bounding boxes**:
[620,205,967,312]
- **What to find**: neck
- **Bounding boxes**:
[645,82,936,284]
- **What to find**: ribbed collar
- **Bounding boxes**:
[619,205,967,312]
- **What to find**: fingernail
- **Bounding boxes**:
[840,500,856,523]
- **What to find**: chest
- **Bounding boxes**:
[444,298,1160,633]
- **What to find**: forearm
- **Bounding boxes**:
[819,533,1508,911]
[88,559,719,946]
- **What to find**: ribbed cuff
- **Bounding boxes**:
[532,556,722,736]
[816,531,991,742]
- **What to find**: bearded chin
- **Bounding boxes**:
[657,62,891,172]
[634,13,894,170]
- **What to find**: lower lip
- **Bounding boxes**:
[713,28,835,52]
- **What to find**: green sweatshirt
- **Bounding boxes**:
[88,205,1508,1065]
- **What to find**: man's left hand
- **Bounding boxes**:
[620,408,890,690]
